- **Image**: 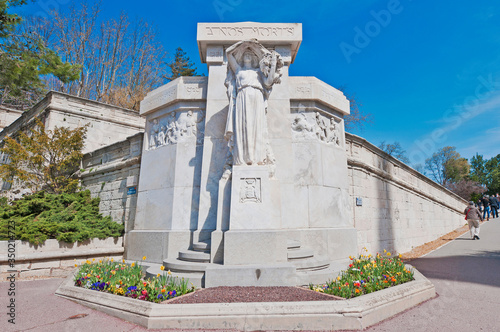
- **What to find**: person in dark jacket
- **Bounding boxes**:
[481,195,490,220]
[465,201,483,240]
[489,195,499,218]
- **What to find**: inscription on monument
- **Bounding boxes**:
[295,85,311,95]
[143,86,177,111]
[185,85,201,94]
[205,26,295,38]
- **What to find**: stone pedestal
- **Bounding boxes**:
[229,165,281,230]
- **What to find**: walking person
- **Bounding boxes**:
[464,201,483,240]
[481,195,490,221]
[477,199,483,214]
[489,195,499,219]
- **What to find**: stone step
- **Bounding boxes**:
[287,239,301,249]
[178,250,211,263]
[193,241,211,251]
[287,248,314,260]
[163,258,208,273]
[295,259,350,285]
[292,258,330,271]
[146,264,204,289]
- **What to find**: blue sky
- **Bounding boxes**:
[17,0,500,167]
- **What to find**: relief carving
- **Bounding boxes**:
[240,178,262,203]
[291,112,341,146]
[148,110,205,150]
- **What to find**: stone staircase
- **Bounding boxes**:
[146,237,342,288]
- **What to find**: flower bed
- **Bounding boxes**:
[74,257,195,303]
[309,249,414,299]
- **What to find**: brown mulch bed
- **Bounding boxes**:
[166,286,342,304]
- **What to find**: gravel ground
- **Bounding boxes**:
[166,286,342,304]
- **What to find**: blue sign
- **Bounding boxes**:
[127,187,137,195]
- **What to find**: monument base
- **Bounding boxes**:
[125,230,191,263]
[229,165,282,230]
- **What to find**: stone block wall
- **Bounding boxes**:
[0,238,123,281]
[80,133,143,234]
[346,133,467,255]
[0,91,145,154]
[0,106,23,131]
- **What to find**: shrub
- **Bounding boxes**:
[0,190,124,244]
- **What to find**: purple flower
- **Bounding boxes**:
[127,286,137,291]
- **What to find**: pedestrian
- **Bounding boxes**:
[489,195,499,218]
[464,201,483,240]
[476,199,482,213]
[481,195,490,221]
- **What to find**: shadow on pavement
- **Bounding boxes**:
[410,250,500,288]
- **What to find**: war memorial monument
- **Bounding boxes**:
[126,22,357,288]
[54,22,453,329]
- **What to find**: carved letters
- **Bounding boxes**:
[205,26,295,38]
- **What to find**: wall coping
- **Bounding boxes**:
[346,132,468,208]
[0,237,123,263]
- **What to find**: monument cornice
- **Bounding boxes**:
[197,22,302,64]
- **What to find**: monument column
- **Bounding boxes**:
[195,23,303,239]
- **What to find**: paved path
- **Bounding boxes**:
[1,220,499,332]
[367,219,500,332]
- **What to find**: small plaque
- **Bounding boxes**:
[127,187,137,195]
[356,197,363,206]
[240,178,262,203]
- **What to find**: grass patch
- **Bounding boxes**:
[74,258,195,303]
[309,249,414,299]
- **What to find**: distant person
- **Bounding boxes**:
[481,195,490,221]
[465,201,483,240]
[489,195,499,218]
[476,199,483,213]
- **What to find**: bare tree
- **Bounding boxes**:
[24,1,169,110]
[337,86,372,132]
[378,141,410,164]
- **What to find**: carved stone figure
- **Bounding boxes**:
[178,110,197,138]
[166,112,177,144]
[291,112,315,138]
[224,39,283,169]
[158,125,166,146]
[325,118,340,145]
[149,119,159,149]
[315,112,327,141]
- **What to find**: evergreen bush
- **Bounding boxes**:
[0,190,124,244]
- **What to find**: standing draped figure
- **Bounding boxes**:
[223,40,283,175]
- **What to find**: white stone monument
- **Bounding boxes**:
[126,22,358,287]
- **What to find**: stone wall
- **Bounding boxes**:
[83,131,468,257]
[0,238,123,281]
[0,106,23,131]
[346,133,467,254]
[80,133,143,235]
[0,91,145,154]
